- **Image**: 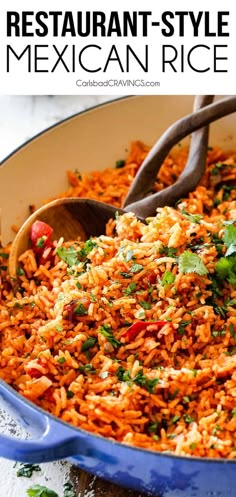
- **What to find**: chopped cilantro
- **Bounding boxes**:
[183,396,190,403]
[115,159,125,169]
[99,324,121,348]
[56,246,79,266]
[73,302,88,316]
[161,270,175,286]
[148,421,159,433]
[116,367,160,393]
[16,267,25,276]
[81,337,97,352]
[119,272,132,278]
[57,357,66,364]
[0,252,9,259]
[27,485,59,497]
[171,415,181,424]
[66,390,74,399]
[78,363,96,374]
[36,236,45,248]
[184,414,195,424]
[215,256,236,288]
[211,162,227,176]
[124,282,137,295]
[212,425,224,436]
[55,325,63,332]
[178,319,191,336]
[79,239,97,258]
[178,251,208,276]
[130,263,143,273]
[229,323,236,340]
[182,210,203,224]
[17,463,41,478]
[76,281,82,289]
[223,225,236,256]
[231,408,236,417]
[190,442,197,450]
[139,301,151,310]
[160,246,178,257]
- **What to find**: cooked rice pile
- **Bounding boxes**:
[1,142,236,459]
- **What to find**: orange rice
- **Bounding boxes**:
[1,142,236,459]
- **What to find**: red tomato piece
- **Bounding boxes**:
[122,320,167,342]
[30,220,53,246]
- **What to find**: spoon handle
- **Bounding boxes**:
[124,95,236,217]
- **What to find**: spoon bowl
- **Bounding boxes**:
[8,95,236,277]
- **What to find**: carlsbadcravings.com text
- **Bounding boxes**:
[6,10,230,74]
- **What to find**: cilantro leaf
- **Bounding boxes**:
[27,485,59,497]
[178,251,208,276]
[161,270,175,286]
[99,324,121,348]
[63,481,75,497]
[79,239,97,258]
[56,246,79,266]
[130,263,143,273]
[81,337,97,352]
[182,210,203,224]
[124,282,137,295]
[215,256,236,288]
[223,225,236,256]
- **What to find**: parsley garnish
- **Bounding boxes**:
[79,239,97,258]
[17,463,41,478]
[99,324,121,348]
[215,256,236,288]
[57,357,66,364]
[182,210,203,224]
[184,414,195,424]
[161,270,175,286]
[178,319,191,336]
[222,224,236,256]
[130,263,143,273]
[0,252,9,259]
[171,415,180,424]
[36,236,45,248]
[179,251,208,276]
[116,367,159,393]
[56,246,79,266]
[231,408,236,417]
[27,485,59,497]
[81,337,97,352]
[159,246,177,257]
[115,159,125,169]
[78,363,96,374]
[66,390,74,399]
[73,302,88,316]
[16,267,25,276]
[124,282,137,295]
[139,301,151,310]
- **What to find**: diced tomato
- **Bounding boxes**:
[122,320,168,342]
[27,368,42,379]
[30,220,54,265]
[30,220,53,246]
[146,271,157,285]
[64,298,90,322]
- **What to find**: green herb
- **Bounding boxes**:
[79,239,97,258]
[27,485,59,497]
[225,346,236,356]
[124,282,137,295]
[184,414,195,424]
[139,301,151,310]
[211,162,227,175]
[222,184,236,201]
[159,246,178,257]
[231,408,236,417]
[115,159,125,169]
[99,324,121,348]
[190,442,197,450]
[13,302,22,309]
[16,463,41,478]
[119,272,132,278]
[36,236,45,248]
[57,357,66,364]
[63,481,75,497]
[229,322,236,340]
[0,265,7,271]
[148,421,159,433]
[76,281,82,289]
[212,329,226,338]
[183,396,190,404]
[78,363,96,374]
[190,368,197,377]
[169,389,179,400]
[81,337,97,352]
[171,415,181,424]
[215,255,236,288]
[90,292,97,302]
[16,267,25,276]
[223,224,236,256]
[161,270,175,286]
[178,251,208,276]
[178,319,191,336]
[166,433,176,439]
[182,210,203,224]
[56,246,79,266]
[212,424,224,436]
[56,325,63,332]
[226,298,236,306]
[73,302,88,316]
[66,390,74,399]
[130,263,143,273]
[116,367,160,393]
[0,252,9,259]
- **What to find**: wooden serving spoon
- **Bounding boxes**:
[9,95,236,277]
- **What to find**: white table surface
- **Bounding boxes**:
[0,95,120,497]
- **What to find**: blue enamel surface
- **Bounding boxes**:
[0,380,235,497]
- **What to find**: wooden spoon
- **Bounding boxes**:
[9,95,236,277]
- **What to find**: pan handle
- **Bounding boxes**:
[0,380,89,463]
